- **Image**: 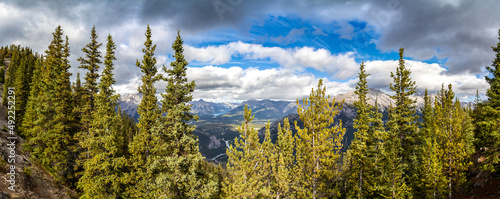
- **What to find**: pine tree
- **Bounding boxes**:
[413,89,447,198]
[75,25,103,165]
[23,26,74,180]
[140,30,218,198]
[224,105,267,198]
[2,47,19,106]
[13,49,36,132]
[348,61,373,198]
[77,34,128,198]
[367,99,389,197]
[126,24,162,197]
[0,66,5,84]
[271,118,295,198]
[383,103,411,198]
[292,79,345,198]
[389,48,418,192]
[433,84,474,198]
[476,28,500,173]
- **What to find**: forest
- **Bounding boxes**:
[0,24,499,199]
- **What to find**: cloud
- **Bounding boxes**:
[271,28,306,44]
[364,60,488,97]
[185,41,358,79]
[186,65,355,101]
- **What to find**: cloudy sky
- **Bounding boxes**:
[1,0,498,102]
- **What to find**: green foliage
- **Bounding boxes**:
[126,24,162,197]
[22,26,74,181]
[348,61,373,198]
[433,84,474,198]
[224,105,268,198]
[293,79,345,198]
[77,34,128,198]
[0,66,5,84]
[475,28,500,173]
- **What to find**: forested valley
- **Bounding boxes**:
[0,25,499,198]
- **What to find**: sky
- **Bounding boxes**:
[0,0,498,102]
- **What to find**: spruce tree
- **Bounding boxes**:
[77,34,127,198]
[389,48,418,193]
[23,26,74,180]
[0,66,5,84]
[383,103,411,198]
[433,84,474,198]
[292,79,345,198]
[476,28,500,173]
[271,118,295,198]
[224,105,267,198]
[414,89,447,198]
[348,61,373,198]
[126,24,161,197]
[140,30,218,198]
[367,99,388,197]
[75,25,103,165]
[2,48,19,106]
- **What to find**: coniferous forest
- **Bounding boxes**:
[0,24,499,198]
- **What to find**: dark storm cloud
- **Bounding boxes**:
[371,0,500,74]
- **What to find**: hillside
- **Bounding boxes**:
[0,61,77,198]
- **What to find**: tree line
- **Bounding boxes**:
[0,25,499,198]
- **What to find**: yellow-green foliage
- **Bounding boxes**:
[293,79,345,198]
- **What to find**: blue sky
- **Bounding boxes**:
[0,0,499,102]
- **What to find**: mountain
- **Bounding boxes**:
[117,89,435,162]
[332,88,426,110]
[257,103,365,152]
[223,99,297,121]
[118,93,142,120]
[118,94,239,120]
[190,99,238,116]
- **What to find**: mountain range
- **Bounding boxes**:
[118,88,472,163]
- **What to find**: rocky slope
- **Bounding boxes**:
[0,67,77,198]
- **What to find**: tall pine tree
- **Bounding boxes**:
[348,61,373,198]
[476,28,500,174]
[142,30,219,198]
[126,24,162,197]
[292,79,345,198]
[224,105,268,198]
[22,26,74,181]
[77,34,128,198]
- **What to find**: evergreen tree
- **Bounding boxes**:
[126,24,162,197]
[271,118,295,198]
[2,47,19,106]
[77,25,102,111]
[0,66,5,84]
[367,99,389,197]
[389,48,418,192]
[75,25,103,166]
[22,26,74,180]
[140,30,218,198]
[20,56,43,138]
[292,79,345,198]
[13,49,36,132]
[476,28,500,173]
[433,84,474,198]
[383,103,411,198]
[348,61,373,198]
[77,34,128,198]
[224,105,267,198]
[414,89,447,198]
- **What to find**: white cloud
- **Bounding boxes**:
[364,60,488,97]
[184,41,358,79]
